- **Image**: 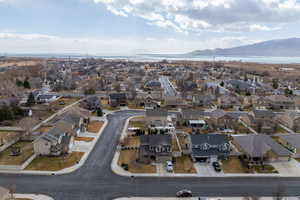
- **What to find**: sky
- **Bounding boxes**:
[1,0,300,55]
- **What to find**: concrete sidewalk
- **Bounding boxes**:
[14,193,54,200]
[0,118,108,175]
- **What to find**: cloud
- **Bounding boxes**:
[94,0,300,33]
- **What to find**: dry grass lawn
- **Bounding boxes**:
[75,137,94,142]
[0,141,34,165]
[123,136,140,146]
[87,121,104,133]
[254,165,278,174]
[0,131,18,146]
[118,150,156,173]
[35,126,52,134]
[222,156,250,173]
[174,156,197,173]
[128,117,145,129]
[26,152,84,171]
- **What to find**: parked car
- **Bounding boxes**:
[212,161,222,172]
[166,161,173,172]
[176,189,193,197]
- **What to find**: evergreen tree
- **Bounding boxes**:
[16,79,24,87]
[96,107,103,117]
[26,92,35,106]
[23,79,31,89]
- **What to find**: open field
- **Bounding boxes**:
[118,150,156,173]
[26,152,84,171]
[87,121,104,133]
[0,141,34,165]
[50,97,80,110]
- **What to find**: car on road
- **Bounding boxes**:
[212,161,222,172]
[166,161,173,172]
[176,189,193,197]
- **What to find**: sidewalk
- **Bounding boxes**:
[0,117,108,175]
[111,116,288,178]
[14,193,54,200]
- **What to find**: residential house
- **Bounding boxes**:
[108,93,127,107]
[217,95,242,109]
[265,95,296,110]
[279,111,300,132]
[192,94,215,107]
[81,95,101,111]
[241,109,277,133]
[232,135,292,167]
[208,111,240,130]
[138,134,172,164]
[33,121,75,156]
[277,134,300,158]
[145,108,168,128]
[189,134,230,162]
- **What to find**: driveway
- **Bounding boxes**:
[1,110,300,200]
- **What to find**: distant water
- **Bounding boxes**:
[99,55,300,64]
[4,53,300,64]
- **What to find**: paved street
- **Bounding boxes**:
[159,76,177,97]
[1,110,300,200]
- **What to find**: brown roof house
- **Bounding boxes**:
[233,135,292,167]
[265,95,296,110]
[138,134,172,164]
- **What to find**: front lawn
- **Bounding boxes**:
[254,165,278,174]
[123,136,140,146]
[25,152,84,171]
[128,117,145,130]
[222,156,250,173]
[174,155,196,173]
[87,121,104,133]
[118,150,156,173]
[75,137,94,142]
[0,141,34,165]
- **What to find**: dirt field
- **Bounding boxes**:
[87,121,104,133]
[75,137,94,142]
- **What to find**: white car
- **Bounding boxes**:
[166,161,173,172]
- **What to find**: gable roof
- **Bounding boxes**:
[279,134,300,149]
[140,134,172,146]
[190,134,230,157]
[233,135,291,158]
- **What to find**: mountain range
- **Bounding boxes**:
[189,38,300,57]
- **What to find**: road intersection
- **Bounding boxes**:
[1,110,300,200]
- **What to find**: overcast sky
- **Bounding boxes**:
[1,0,300,55]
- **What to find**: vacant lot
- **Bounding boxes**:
[75,137,94,142]
[174,155,196,173]
[222,156,250,173]
[128,116,145,130]
[0,141,34,165]
[118,150,156,173]
[87,121,104,133]
[26,152,84,171]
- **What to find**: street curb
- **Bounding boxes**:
[0,116,108,176]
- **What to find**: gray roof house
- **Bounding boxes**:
[233,135,292,166]
[189,134,230,162]
[138,134,172,164]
